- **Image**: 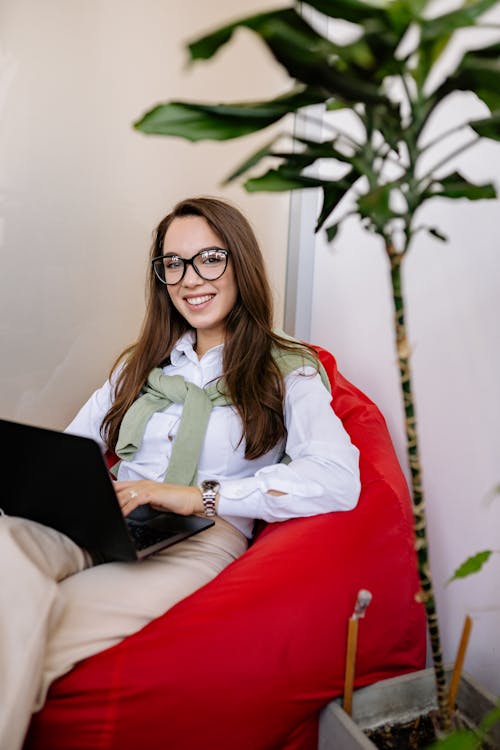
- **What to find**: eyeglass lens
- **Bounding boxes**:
[153,248,228,285]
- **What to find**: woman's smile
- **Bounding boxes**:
[183,293,216,307]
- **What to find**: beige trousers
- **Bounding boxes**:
[0,514,247,750]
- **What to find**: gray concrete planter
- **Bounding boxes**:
[319,668,500,749]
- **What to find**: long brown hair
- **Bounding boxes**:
[101,196,318,459]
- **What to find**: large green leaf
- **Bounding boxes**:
[228,135,361,217]
[304,2,407,81]
[357,184,394,231]
[305,0,420,42]
[426,730,482,750]
[428,171,497,201]
[427,702,500,748]
[134,86,326,141]
[480,704,500,734]
[360,28,406,80]
[188,8,389,104]
[448,550,493,583]
[293,136,356,164]
[316,169,362,231]
[326,222,340,242]
[244,167,328,192]
[470,111,500,141]
[458,39,500,62]
[188,4,394,63]
[300,0,391,24]
[188,8,288,61]
[420,0,499,42]
[188,8,380,73]
[224,134,355,185]
[416,0,498,81]
[263,151,320,171]
[224,137,281,183]
[415,33,454,89]
[386,0,427,28]
[430,43,500,116]
[438,43,500,95]
[366,103,404,155]
[454,45,500,112]
[188,7,337,66]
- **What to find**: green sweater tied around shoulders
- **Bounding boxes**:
[113,337,330,486]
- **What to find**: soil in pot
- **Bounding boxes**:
[364,710,496,750]
[364,713,436,749]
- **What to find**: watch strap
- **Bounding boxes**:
[199,480,219,517]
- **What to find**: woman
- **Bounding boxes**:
[1,196,360,750]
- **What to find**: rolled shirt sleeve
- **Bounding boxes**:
[217,367,361,523]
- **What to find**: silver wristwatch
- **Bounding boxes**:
[199,480,219,517]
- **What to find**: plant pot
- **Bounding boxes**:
[318,667,500,749]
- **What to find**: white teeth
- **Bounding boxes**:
[185,294,214,306]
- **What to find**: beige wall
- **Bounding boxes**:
[0,0,290,429]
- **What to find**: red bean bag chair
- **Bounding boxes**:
[25,347,426,750]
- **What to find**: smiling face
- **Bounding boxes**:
[163,215,239,356]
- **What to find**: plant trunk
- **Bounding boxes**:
[387,244,452,730]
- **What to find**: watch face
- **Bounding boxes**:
[202,480,219,491]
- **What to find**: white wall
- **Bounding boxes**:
[307,68,500,697]
[0,0,290,429]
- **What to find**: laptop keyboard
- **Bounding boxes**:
[126,520,175,551]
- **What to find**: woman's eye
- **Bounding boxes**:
[164,257,183,270]
[201,251,225,265]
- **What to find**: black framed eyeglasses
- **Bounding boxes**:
[151,247,230,286]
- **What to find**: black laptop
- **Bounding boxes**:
[0,418,214,564]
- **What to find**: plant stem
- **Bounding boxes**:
[386,242,452,731]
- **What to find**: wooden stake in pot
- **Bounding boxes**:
[448,614,473,712]
[343,589,372,715]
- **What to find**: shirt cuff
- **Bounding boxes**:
[217,475,277,521]
[218,471,324,523]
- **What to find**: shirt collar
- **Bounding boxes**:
[170,331,197,366]
[169,331,224,367]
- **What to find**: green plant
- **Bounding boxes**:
[448,486,499,583]
[428,703,500,749]
[448,550,495,583]
[133,0,500,730]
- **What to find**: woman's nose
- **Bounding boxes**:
[182,262,203,286]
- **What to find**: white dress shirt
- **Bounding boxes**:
[66,332,361,538]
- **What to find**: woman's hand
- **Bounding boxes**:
[114,480,204,517]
